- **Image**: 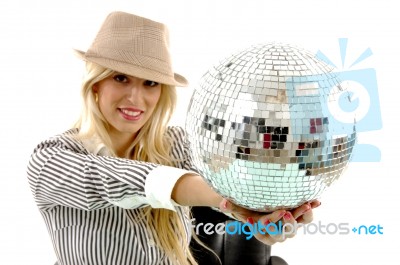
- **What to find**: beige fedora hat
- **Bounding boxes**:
[75,11,188,87]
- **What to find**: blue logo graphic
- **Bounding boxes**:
[316,38,382,162]
[286,38,382,162]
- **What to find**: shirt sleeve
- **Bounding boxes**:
[167,127,240,220]
[26,133,190,212]
[166,126,200,173]
[145,166,191,209]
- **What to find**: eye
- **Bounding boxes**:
[143,80,159,87]
[113,74,129,83]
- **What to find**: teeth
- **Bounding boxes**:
[121,109,141,116]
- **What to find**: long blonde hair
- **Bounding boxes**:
[74,62,198,265]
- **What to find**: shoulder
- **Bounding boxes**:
[165,126,191,162]
[165,126,187,142]
[32,128,89,154]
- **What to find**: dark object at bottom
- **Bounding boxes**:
[190,207,289,265]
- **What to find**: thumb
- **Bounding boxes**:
[218,198,260,223]
[219,198,233,212]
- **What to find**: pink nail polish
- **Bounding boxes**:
[222,200,228,209]
[247,217,255,225]
[283,212,292,220]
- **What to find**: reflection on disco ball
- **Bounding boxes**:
[185,43,357,212]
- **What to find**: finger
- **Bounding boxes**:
[219,199,244,222]
[291,203,311,220]
[281,212,297,239]
[219,199,262,222]
[256,210,284,232]
[256,210,299,245]
[219,198,230,211]
[295,200,319,224]
[266,210,286,223]
[310,200,322,209]
[257,210,287,241]
[254,221,285,245]
[219,198,242,216]
[257,210,286,232]
[296,208,314,224]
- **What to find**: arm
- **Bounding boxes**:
[27,132,194,211]
[165,127,224,207]
[171,173,222,207]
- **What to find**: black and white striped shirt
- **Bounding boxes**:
[27,127,196,265]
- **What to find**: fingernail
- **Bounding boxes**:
[222,200,228,209]
[283,212,292,220]
[279,211,286,218]
[246,217,255,225]
[312,202,321,209]
[264,219,271,225]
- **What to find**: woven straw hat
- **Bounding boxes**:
[75,11,188,87]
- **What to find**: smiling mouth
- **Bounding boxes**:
[120,109,141,116]
[118,108,143,120]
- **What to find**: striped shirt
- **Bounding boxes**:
[27,126,196,265]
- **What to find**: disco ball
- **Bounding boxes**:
[185,43,357,212]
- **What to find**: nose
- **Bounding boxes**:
[126,82,143,101]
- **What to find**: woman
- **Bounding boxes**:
[27,11,318,265]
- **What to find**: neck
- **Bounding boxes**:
[108,129,137,158]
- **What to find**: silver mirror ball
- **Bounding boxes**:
[186,43,356,212]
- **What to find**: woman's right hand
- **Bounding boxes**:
[218,198,321,245]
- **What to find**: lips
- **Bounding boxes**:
[118,108,143,121]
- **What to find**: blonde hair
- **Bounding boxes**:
[74,62,198,265]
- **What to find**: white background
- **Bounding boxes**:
[1,0,399,264]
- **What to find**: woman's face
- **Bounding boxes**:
[94,73,162,140]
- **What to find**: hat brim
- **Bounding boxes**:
[74,49,189,87]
